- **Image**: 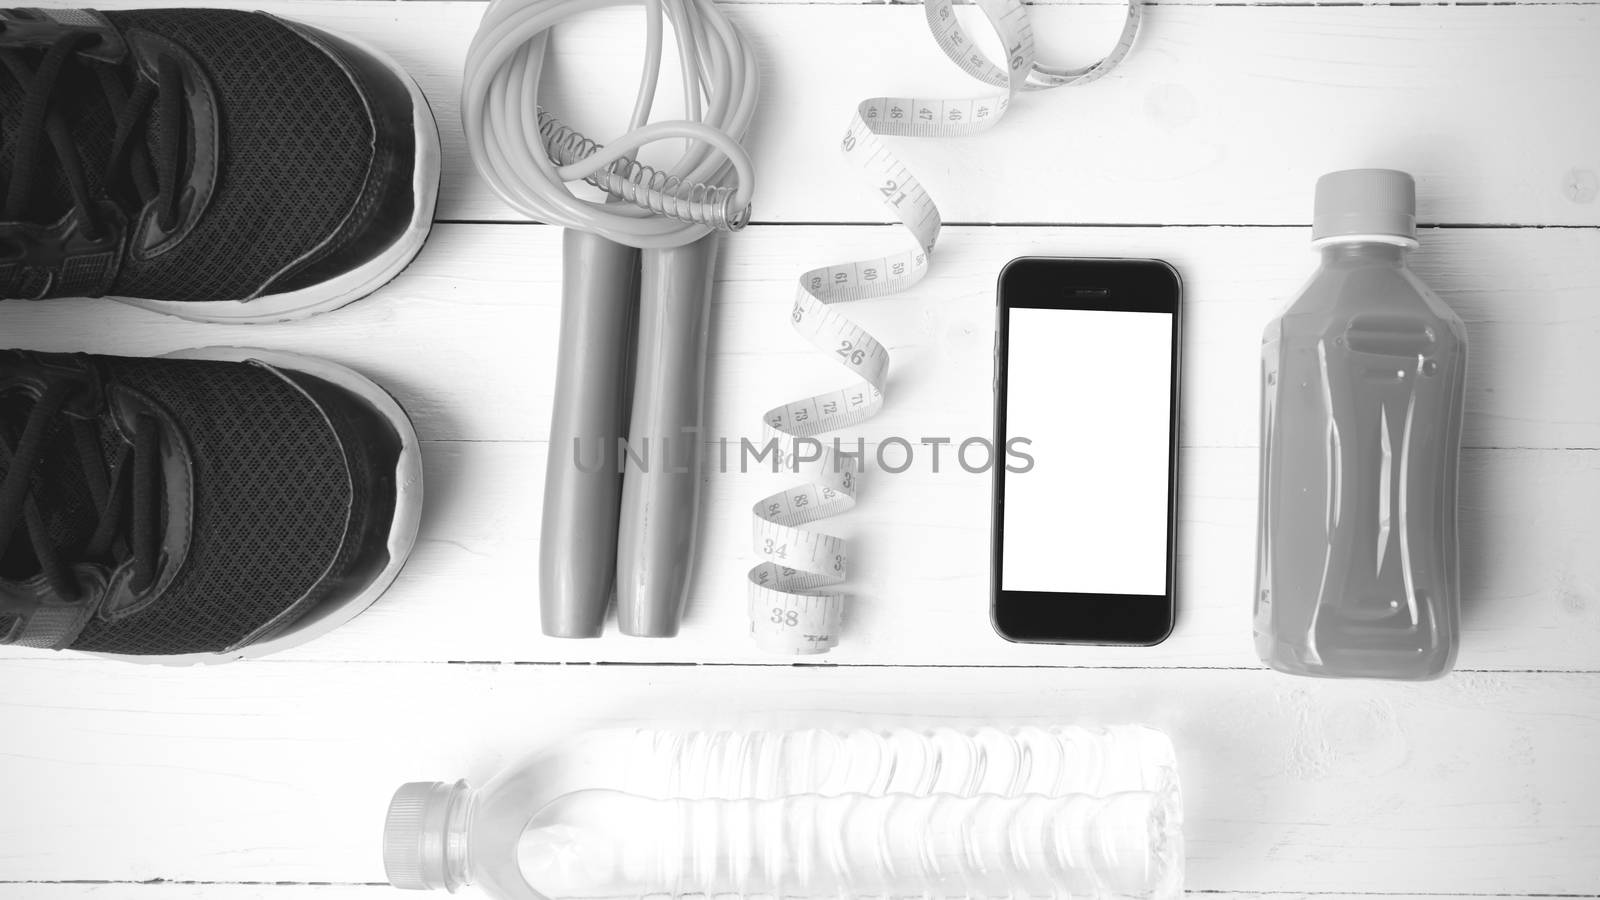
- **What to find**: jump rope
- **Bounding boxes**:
[462,0,1141,648]
[464,0,757,639]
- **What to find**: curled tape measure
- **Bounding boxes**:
[747,0,1143,654]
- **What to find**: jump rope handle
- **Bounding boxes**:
[615,234,720,637]
[540,230,640,638]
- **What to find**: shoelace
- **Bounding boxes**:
[0,378,162,604]
[1,28,187,237]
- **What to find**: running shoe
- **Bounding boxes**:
[0,348,422,662]
[0,7,440,321]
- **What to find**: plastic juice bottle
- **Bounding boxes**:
[381,725,1183,898]
[1256,169,1468,680]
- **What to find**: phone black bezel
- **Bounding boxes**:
[990,257,1182,646]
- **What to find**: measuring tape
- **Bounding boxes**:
[746,0,1144,654]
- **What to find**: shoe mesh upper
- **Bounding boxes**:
[68,357,357,655]
[98,9,375,303]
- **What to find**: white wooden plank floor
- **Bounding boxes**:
[3,0,1599,898]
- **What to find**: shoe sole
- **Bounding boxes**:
[108,31,442,324]
[88,347,424,665]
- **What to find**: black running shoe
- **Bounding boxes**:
[0,8,440,322]
[0,348,422,662]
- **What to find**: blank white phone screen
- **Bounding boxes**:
[1001,307,1174,596]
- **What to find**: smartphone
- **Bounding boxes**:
[991,257,1182,645]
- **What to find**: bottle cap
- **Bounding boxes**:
[1312,168,1416,243]
[382,780,469,892]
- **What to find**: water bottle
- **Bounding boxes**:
[381,726,1183,898]
[1256,169,1468,680]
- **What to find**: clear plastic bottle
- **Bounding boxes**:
[381,726,1183,898]
[1256,169,1468,680]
